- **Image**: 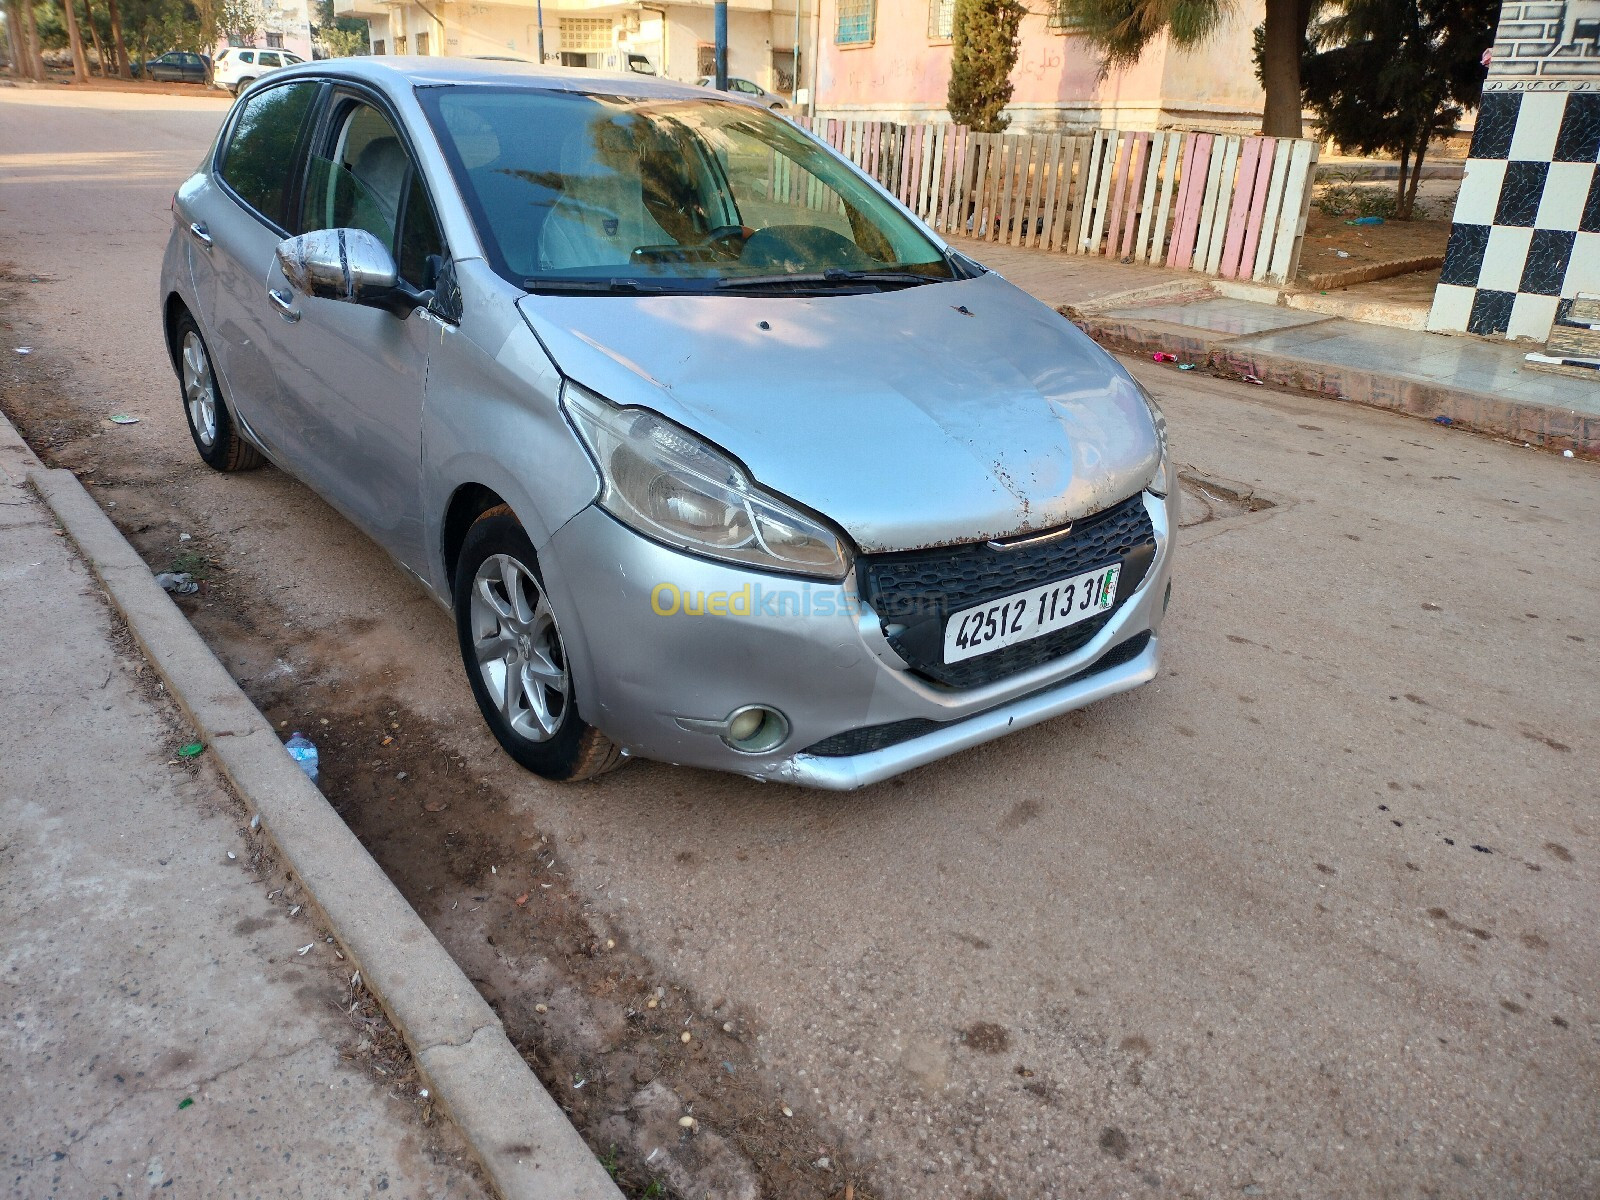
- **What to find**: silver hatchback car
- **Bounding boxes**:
[160,58,1175,789]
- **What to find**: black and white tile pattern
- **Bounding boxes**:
[1430,89,1600,339]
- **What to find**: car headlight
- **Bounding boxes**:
[1132,378,1172,498]
[563,382,851,580]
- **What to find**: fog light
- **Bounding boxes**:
[728,709,764,742]
[722,705,790,754]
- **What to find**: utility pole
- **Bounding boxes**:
[713,0,726,89]
[535,0,544,62]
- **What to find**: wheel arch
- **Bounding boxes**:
[441,483,510,590]
[162,291,191,376]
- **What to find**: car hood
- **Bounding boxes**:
[516,272,1160,553]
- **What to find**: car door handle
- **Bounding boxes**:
[187,221,213,250]
[267,288,300,322]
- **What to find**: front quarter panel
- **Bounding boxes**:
[421,258,602,599]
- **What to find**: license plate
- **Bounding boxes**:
[943,563,1122,663]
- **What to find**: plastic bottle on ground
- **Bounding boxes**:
[285,731,319,783]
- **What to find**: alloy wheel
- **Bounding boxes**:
[180,330,217,449]
[469,553,569,742]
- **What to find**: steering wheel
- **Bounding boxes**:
[739,225,871,272]
[704,225,752,258]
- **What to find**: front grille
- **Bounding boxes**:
[856,493,1156,689]
[802,630,1152,757]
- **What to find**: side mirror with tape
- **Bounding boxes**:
[275,229,429,316]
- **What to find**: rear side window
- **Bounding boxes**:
[240,51,255,64]
[219,81,318,229]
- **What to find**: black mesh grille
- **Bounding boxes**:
[802,631,1152,757]
[856,493,1156,689]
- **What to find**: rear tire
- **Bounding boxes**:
[173,311,264,472]
[453,505,624,782]
[232,77,254,96]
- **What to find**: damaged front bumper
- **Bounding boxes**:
[539,488,1176,789]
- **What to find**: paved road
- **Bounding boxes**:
[3,89,1597,1199]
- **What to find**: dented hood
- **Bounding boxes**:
[516,272,1160,553]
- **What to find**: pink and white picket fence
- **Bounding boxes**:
[794,118,1320,287]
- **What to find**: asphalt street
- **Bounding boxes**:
[2,87,1597,1198]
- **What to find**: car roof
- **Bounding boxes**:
[279,55,709,102]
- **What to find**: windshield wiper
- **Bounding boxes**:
[522,276,672,295]
[714,268,945,292]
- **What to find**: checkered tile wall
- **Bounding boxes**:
[1428,90,1600,340]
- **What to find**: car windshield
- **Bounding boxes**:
[419,87,957,293]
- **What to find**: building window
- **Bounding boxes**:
[772,48,796,92]
[927,0,953,40]
[394,34,407,52]
[372,38,385,54]
[265,31,284,48]
[835,0,875,45]
[415,30,429,54]
[697,42,716,76]
[1046,0,1082,31]
[560,17,613,53]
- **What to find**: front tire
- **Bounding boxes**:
[454,506,623,782]
[173,312,263,472]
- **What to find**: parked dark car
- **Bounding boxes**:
[135,51,210,83]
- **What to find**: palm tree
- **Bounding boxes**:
[1059,0,1319,138]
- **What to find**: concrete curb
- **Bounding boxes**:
[8,422,622,1200]
[1299,254,1444,292]
[1066,308,1599,458]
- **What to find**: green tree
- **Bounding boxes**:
[312,0,367,58]
[34,0,91,71]
[1297,0,1495,219]
[104,0,130,77]
[117,0,192,68]
[1059,0,1318,138]
[947,0,1026,132]
[60,0,89,79]
[13,0,47,76]
[176,0,257,81]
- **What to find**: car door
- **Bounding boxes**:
[258,51,281,74]
[181,78,322,462]
[263,89,446,571]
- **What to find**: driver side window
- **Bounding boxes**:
[299,100,445,290]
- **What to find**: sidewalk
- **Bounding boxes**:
[954,238,1599,458]
[0,438,488,1198]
